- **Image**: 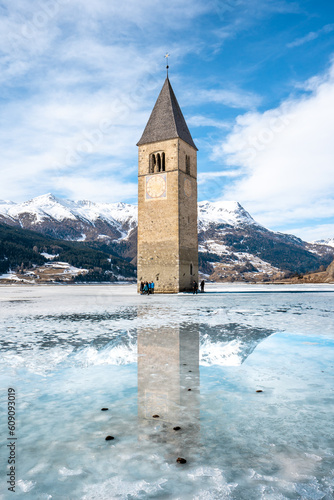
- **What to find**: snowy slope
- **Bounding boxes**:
[314,238,334,248]
[70,199,137,227]
[0,195,252,236]
[0,193,137,227]
[0,195,257,241]
[198,200,258,229]
[0,194,137,241]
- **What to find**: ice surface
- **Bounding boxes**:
[0,284,334,499]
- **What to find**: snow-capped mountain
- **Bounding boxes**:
[0,193,137,242]
[1,194,333,281]
[314,238,334,248]
[198,200,258,229]
[0,194,258,240]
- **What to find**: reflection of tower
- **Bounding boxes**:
[137,324,200,459]
[137,77,198,293]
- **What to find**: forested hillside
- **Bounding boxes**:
[0,223,136,281]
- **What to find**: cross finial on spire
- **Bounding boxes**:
[165,53,170,77]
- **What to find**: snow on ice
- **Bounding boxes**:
[0,284,333,499]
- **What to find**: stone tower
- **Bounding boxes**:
[137,77,198,293]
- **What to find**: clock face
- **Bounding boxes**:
[184,178,192,198]
[145,174,167,200]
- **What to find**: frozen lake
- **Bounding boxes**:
[0,283,334,499]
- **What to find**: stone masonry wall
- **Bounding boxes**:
[138,138,198,293]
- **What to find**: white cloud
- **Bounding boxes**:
[0,0,209,203]
[185,87,261,109]
[0,87,145,201]
[53,175,138,203]
[287,24,334,49]
[284,224,334,243]
[198,170,242,185]
[213,60,334,237]
[211,0,300,45]
[187,115,230,129]
[249,198,334,228]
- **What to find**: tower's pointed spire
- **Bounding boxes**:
[137,77,198,150]
[165,53,169,78]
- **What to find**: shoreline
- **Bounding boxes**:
[0,280,333,286]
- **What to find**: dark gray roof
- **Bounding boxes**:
[137,77,198,150]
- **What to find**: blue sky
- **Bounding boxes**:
[1,0,334,241]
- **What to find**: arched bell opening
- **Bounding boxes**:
[157,154,161,172]
[149,151,165,173]
[149,153,157,173]
[186,155,190,175]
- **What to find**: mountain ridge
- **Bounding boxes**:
[1,193,333,282]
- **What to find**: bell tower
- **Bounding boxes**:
[137,76,198,293]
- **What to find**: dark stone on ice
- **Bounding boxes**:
[105,436,114,441]
[176,457,187,464]
[101,408,109,411]
[173,426,181,431]
[152,414,160,418]
[188,389,192,391]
